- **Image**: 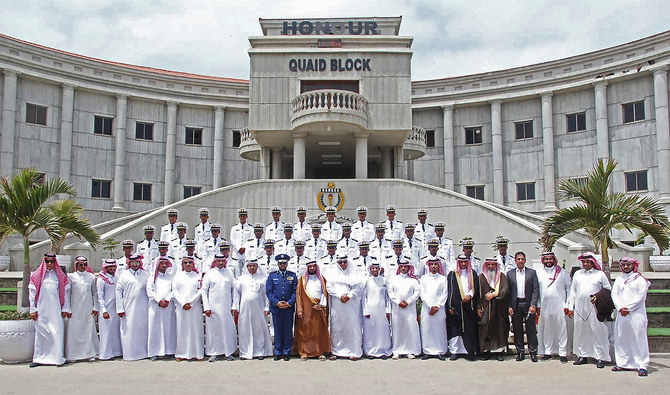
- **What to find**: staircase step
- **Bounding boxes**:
[646,307,670,327]
[0,288,17,305]
[646,290,670,307]
[648,328,670,352]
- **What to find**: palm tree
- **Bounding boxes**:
[541,158,670,276]
[0,169,100,307]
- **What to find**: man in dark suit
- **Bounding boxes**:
[507,251,540,362]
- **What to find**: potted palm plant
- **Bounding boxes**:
[541,159,670,279]
[0,169,100,363]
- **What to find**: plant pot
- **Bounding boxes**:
[0,256,9,272]
[649,255,670,272]
[0,319,35,363]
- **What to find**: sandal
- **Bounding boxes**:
[318,355,327,361]
[329,355,337,361]
[611,366,625,372]
[300,355,308,361]
[638,369,648,377]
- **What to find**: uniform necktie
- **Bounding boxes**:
[397,256,400,264]
[257,239,260,248]
[422,224,425,232]
[171,224,174,232]
[502,256,506,265]
[409,240,413,248]
[364,257,366,265]
[390,222,393,230]
[275,222,278,230]
[267,256,270,266]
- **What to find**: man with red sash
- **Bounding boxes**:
[536,251,571,362]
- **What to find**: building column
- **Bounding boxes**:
[393,146,404,178]
[593,81,610,159]
[213,106,225,189]
[58,84,75,189]
[0,69,18,177]
[653,67,670,202]
[355,131,369,179]
[164,102,177,205]
[541,92,557,210]
[259,147,271,179]
[271,148,282,179]
[490,100,504,204]
[380,147,392,178]
[112,94,128,210]
[442,104,455,190]
[293,132,306,179]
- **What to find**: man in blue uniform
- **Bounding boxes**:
[266,253,297,361]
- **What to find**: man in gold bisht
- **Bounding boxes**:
[294,260,331,360]
[477,257,510,361]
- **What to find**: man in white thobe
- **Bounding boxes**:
[420,258,449,360]
[233,260,273,360]
[536,251,571,362]
[147,257,177,360]
[172,257,204,361]
[201,254,238,361]
[362,262,392,359]
[388,259,421,359]
[29,253,70,367]
[115,254,149,361]
[96,259,122,361]
[568,252,611,369]
[611,257,650,377]
[65,256,98,362]
[326,254,363,360]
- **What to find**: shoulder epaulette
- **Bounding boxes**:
[385,255,393,259]
[421,256,428,260]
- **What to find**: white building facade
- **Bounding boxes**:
[0,18,669,226]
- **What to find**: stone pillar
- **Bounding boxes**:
[393,146,404,179]
[406,160,414,181]
[380,147,392,178]
[293,132,306,179]
[259,147,271,179]
[490,100,504,204]
[213,106,225,189]
[271,148,282,179]
[58,84,75,189]
[593,81,609,159]
[442,104,455,190]
[541,92,557,210]
[355,131,369,179]
[112,94,128,210]
[0,69,18,177]
[164,102,177,205]
[653,67,670,202]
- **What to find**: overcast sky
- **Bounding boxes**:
[1,1,668,81]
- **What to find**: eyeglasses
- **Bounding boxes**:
[620,262,633,266]
[45,259,56,263]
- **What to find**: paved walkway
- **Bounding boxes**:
[2,354,668,394]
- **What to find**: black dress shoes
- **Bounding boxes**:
[541,355,552,360]
[496,354,505,362]
[29,362,40,368]
[530,353,538,363]
[596,359,605,369]
[560,356,568,363]
[573,357,588,365]
[420,354,431,360]
[437,354,445,361]
[516,353,525,361]
[283,355,290,361]
[449,354,459,361]
[274,355,282,361]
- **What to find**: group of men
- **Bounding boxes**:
[26,205,650,377]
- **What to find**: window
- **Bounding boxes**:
[566,112,586,133]
[133,183,152,201]
[232,130,241,148]
[426,129,435,148]
[35,172,45,185]
[517,182,536,201]
[623,101,645,123]
[91,179,111,198]
[466,185,484,200]
[625,170,648,192]
[515,121,533,140]
[183,186,201,199]
[26,103,47,126]
[94,116,113,136]
[465,127,482,145]
[185,127,203,145]
[136,122,154,140]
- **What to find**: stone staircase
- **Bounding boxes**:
[645,276,670,352]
